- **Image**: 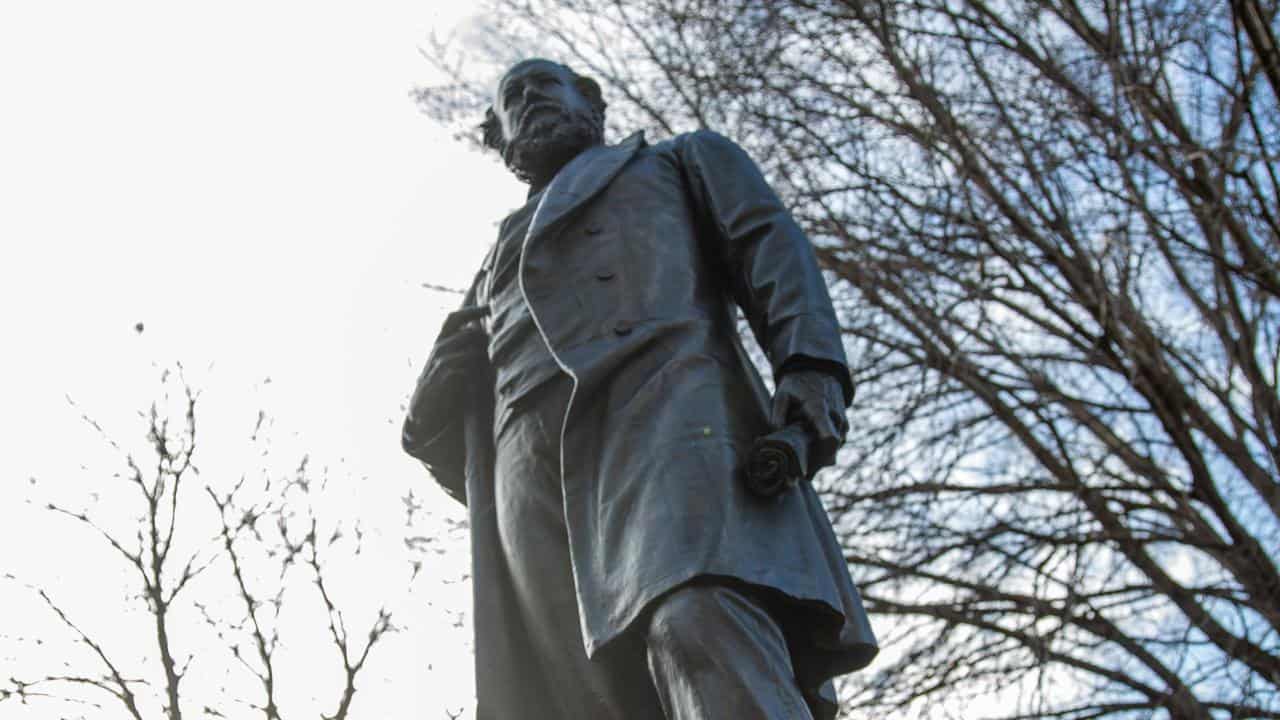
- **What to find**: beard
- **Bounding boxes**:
[502,106,603,187]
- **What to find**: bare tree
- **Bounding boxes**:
[3,368,397,720]
[417,1,1280,717]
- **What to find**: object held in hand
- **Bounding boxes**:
[745,424,810,499]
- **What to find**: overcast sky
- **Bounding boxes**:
[0,2,528,717]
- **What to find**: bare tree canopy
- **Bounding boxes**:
[417,1,1280,717]
[3,369,398,720]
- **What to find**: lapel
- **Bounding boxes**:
[523,131,646,250]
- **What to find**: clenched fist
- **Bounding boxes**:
[769,369,850,472]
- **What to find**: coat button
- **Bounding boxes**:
[613,320,632,336]
[595,269,615,281]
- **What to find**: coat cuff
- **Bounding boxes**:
[769,312,853,405]
[778,355,854,407]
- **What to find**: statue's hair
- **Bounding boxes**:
[480,59,607,152]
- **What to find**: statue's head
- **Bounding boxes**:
[481,58,607,187]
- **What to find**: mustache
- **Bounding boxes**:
[519,102,563,128]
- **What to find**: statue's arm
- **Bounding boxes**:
[402,405,467,504]
[676,129,853,402]
[401,296,492,506]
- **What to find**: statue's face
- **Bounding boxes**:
[492,60,603,186]
[494,60,595,148]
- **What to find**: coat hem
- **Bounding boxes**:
[583,568,878,677]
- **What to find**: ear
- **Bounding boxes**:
[480,106,505,152]
[574,75,607,115]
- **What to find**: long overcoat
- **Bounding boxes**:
[404,130,877,717]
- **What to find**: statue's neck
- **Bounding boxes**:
[527,159,569,195]
[527,175,553,197]
[525,140,602,195]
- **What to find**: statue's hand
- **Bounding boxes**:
[769,369,849,471]
[409,306,491,420]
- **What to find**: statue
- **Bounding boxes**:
[403,58,877,720]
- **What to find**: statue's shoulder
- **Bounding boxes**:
[606,128,749,167]
[463,238,500,302]
[667,128,738,147]
[646,128,749,164]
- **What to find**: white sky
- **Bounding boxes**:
[0,2,529,717]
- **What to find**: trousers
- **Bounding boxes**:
[493,377,817,719]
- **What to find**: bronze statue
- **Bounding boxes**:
[403,58,877,719]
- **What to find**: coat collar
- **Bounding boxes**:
[524,131,646,247]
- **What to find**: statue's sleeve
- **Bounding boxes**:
[400,263,494,506]
[676,129,853,403]
[402,380,468,504]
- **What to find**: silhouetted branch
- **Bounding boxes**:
[5,368,409,719]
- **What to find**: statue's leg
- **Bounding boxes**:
[644,582,815,720]
[494,379,666,719]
